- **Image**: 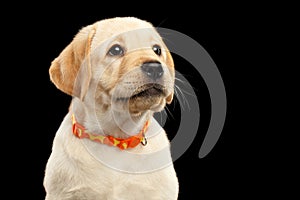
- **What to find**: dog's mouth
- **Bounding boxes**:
[116,84,165,102]
[131,84,165,99]
[113,83,170,114]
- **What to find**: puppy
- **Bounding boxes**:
[44,17,179,200]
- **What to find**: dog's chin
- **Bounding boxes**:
[129,94,166,113]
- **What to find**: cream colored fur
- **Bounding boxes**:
[44,17,179,200]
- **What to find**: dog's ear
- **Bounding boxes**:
[165,49,174,70]
[165,49,174,104]
[166,93,174,104]
[49,24,96,100]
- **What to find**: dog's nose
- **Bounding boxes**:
[141,62,164,80]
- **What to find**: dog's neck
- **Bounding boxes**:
[70,98,152,139]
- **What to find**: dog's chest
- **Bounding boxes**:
[77,162,178,199]
[66,140,178,199]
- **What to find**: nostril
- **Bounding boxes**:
[141,62,164,80]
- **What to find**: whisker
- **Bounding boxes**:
[157,109,168,124]
[175,82,194,97]
[155,18,169,28]
[164,105,175,120]
[158,111,164,124]
[177,84,192,110]
[162,108,168,119]
[175,77,185,84]
[161,37,176,49]
[174,85,186,111]
[175,76,198,94]
[173,75,197,111]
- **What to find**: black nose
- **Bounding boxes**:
[141,62,164,80]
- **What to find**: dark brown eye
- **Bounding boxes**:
[108,44,124,56]
[152,45,161,56]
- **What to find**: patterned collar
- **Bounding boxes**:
[71,114,149,150]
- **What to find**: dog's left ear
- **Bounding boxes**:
[165,50,174,104]
[166,93,174,104]
[49,24,97,100]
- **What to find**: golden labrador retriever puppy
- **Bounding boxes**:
[44,17,179,200]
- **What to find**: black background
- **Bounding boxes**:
[5,3,289,199]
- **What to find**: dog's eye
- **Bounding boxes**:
[108,44,124,56]
[152,45,161,56]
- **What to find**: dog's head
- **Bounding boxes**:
[49,17,174,115]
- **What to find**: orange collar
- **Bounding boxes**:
[71,114,149,150]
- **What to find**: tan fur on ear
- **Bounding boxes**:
[166,93,174,104]
[49,24,96,99]
[165,50,174,70]
[165,49,174,104]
